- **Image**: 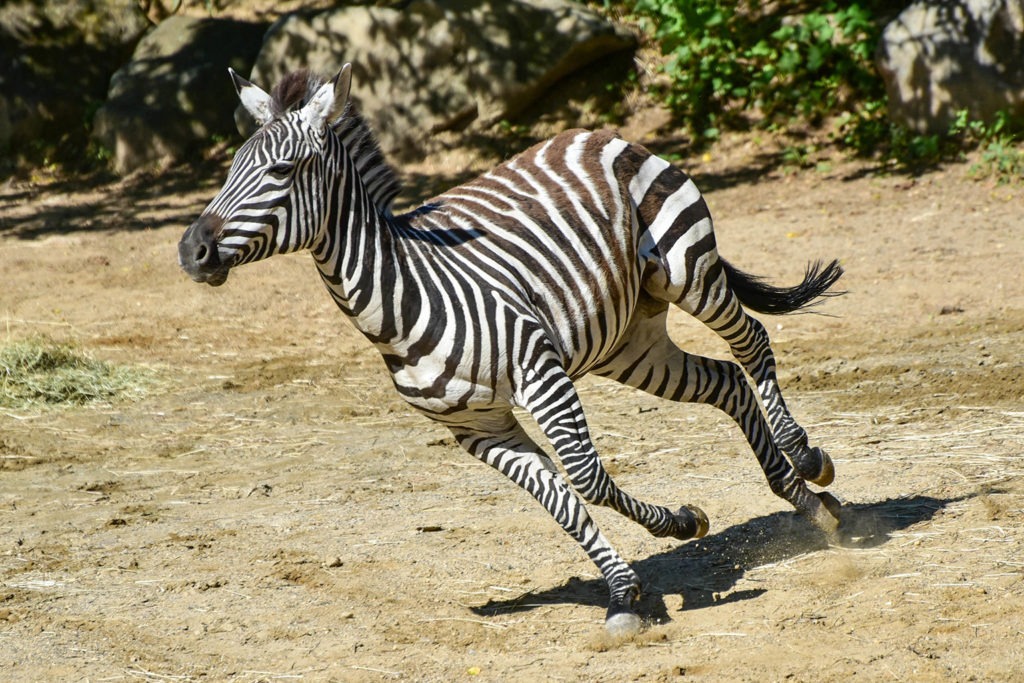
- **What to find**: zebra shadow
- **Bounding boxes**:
[470,494,960,624]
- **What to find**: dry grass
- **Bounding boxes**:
[0,336,156,408]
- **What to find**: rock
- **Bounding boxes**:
[242,0,636,159]
[0,96,10,157]
[877,0,1024,133]
[0,0,149,167]
[92,15,267,174]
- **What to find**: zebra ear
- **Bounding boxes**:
[334,63,353,109]
[230,68,274,126]
[301,64,352,133]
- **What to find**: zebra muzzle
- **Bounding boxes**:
[179,214,230,286]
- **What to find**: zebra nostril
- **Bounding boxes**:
[179,214,225,282]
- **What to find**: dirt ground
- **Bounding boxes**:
[1,137,1022,682]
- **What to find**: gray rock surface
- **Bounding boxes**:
[877,0,1024,133]
[242,0,636,159]
[92,15,267,174]
[0,0,149,164]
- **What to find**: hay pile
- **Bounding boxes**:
[0,337,153,407]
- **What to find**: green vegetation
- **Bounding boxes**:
[972,138,1024,183]
[965,113,1024,183]
[0,337,155,407]
[608,0,1023,179]
[629,0,882,140]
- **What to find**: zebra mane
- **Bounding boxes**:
[268,69,403,214]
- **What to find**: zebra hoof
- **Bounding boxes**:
[605,583,642,637]
[818,490,843,520]
[793,445,835,487]
[806,491,842,535]
[809,447,835,487]
[605,610,643,638]
[672,505,709,540]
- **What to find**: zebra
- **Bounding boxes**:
[178,64,845,635]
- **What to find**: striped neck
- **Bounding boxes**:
[310,136,403,343]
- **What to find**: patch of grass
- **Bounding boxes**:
[970,137,1024,184]
[0,336,154,408]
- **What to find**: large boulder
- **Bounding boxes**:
[877,0,1024,133]
[92,15,267,174]
[242,0,636,160]
[0,0,149,167]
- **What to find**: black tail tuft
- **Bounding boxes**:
[722,259,844,315]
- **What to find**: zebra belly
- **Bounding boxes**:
[392,127,657,399]
[499,275,645,382]
[388,354,503,417]
[381,270,642,418]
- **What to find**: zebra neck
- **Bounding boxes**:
[310,158,405,344]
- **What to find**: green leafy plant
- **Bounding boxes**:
[631,0,884,142]
[956,110,1022,182]
[971,137,1024,183]
[624,0,1024,173]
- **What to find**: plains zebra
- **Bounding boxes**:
[178,64,845,635]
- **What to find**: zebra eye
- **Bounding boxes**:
[267,161,294,178]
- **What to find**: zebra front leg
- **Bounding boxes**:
[522,353,710,542]
[449,416,646,635]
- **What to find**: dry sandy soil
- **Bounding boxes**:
[1,138,1022,682]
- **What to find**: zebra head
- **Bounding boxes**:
[178,65,353,286]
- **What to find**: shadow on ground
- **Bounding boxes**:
[1,164,225,240]
[2,126,918,241]
[1,157,483,241]
[471,494,958,624]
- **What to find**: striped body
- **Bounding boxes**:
[179,67,845,632]
[317,130,725,418]
[370,131,667,414]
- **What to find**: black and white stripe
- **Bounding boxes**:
[179,66,845,633]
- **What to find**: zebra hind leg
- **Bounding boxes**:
[625,148,837,488]
[701,296,836,487]
[711,259,844,487]
[590,300,841,534]
[663,260,836,488]
[448,414,646,636]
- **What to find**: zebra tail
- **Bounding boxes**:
[722,258,844,315]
